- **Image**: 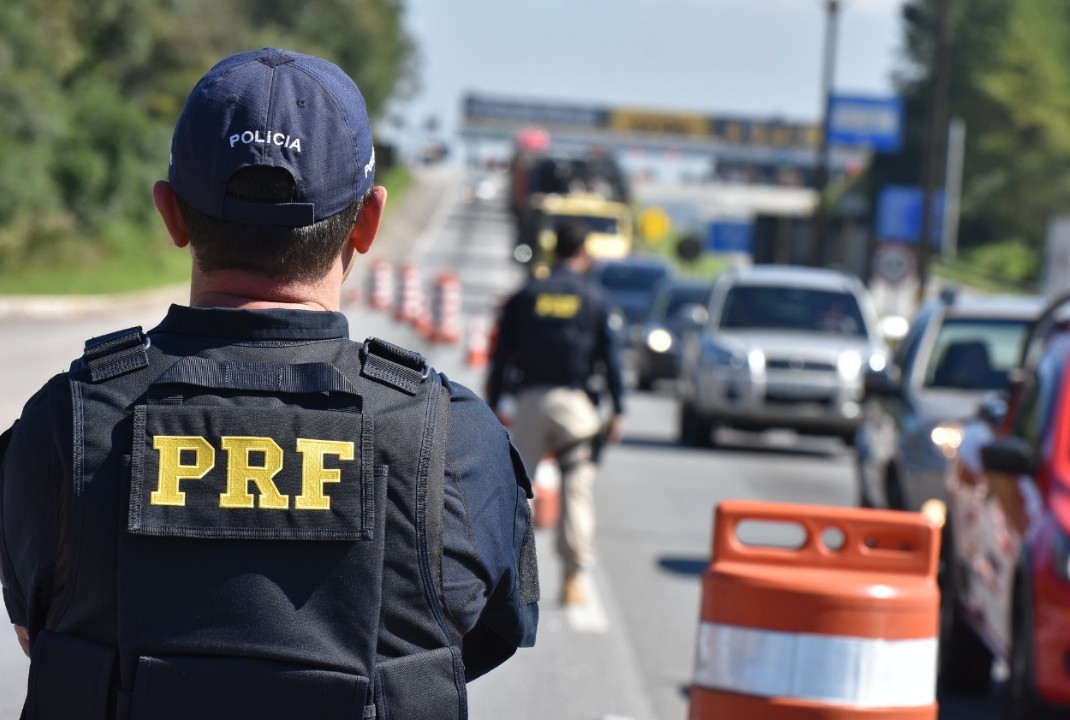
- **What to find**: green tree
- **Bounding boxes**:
[0,0,416,286]
[883,0,1070,285]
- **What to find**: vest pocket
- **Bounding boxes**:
[128,655,370,720]
[375,646,467,720]
[26,630,117,720]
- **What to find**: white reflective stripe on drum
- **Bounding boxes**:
[692,621,937,708]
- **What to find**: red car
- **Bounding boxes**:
[941,307,1070,718]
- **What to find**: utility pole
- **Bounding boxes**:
[811,0,841,268]
[918,0,954,298]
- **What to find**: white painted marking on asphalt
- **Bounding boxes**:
[566,575,610,633]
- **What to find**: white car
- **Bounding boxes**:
[676,265,887,447]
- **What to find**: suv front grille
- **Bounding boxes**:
[766,358,836,372]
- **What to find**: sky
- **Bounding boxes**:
[384,0,911,162]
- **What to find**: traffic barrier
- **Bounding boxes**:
[394,263,424,325]
[367,258,394,311]
[429,272,463,344]
[531,454,561,529]
[414,294,434,338]
[341,282,361,307]
[689,500,939,720]
[465,314,491,369]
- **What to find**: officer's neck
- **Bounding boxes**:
[188,267,343,312]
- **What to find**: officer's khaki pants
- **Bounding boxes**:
[511,387,601,575]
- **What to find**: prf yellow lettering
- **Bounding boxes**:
[296,439,355,510]
[151,436,215,506]
[219,437,288,510]
[535,293,581,318]
[149,435,356,509]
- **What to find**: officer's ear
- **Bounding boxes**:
[153,181,191,249]
[349,186,387,254]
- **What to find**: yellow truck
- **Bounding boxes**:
[521,193,634,276]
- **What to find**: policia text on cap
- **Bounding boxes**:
[0,48,538,720]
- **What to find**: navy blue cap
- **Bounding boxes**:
[169,48,376,227]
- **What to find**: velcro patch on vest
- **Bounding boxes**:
[129,405,372,541]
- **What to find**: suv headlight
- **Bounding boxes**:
[837,351,862,379]
[646,328,673,353]
[747,348,766,373]
[930,422,964,459]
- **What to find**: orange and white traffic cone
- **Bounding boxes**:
[429,272,463,344]
[465,314,490,369]
[367,258,394,311]
[531,454,561,530]
[341,282,361,307]
[394,263,424,324]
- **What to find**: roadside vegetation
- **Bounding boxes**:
[2,0,1068,297]
[0,0,416,295]
[0,165,412,295]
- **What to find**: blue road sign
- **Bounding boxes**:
[827,95,903,153]
[706,220,753,253]
[876,185,944,246]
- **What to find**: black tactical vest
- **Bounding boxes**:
[23,327,465,720]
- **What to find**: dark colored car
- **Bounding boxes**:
[590,256,673,348]
[855,289,1044,511]
[635,278,713,391]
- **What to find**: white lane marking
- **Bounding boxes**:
[565,575,610,633]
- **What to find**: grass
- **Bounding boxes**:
[0,250,191,295]
[634,234,732,280]
[0,164,413,296]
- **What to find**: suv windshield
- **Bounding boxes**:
[923,318,1031,390]
[652,284,711,321]
[595,264,668,291]
[720,285,867,337]
[550,214,619,235]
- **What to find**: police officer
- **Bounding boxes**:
[0,48,537,720]
[486,221,625,605]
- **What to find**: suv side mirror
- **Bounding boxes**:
[977,391,1009,427]
[676,303,708,328]
[980,436,1035,476]
[863,366,901,398]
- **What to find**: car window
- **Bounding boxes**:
[923,318,1031,390]
[549,214,619,235]
[718,285,867,337]
[895,306,933,375]
[1012,349,1063,454]
[651,285,711,321]
[595,265,669,292]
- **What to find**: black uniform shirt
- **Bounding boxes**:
[0,305,536,681]
[487,265,625,415]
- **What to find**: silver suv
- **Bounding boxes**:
[676,265,887,447]
[855,289,1044,511]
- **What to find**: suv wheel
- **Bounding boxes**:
[938,521,993,695]
[678,402,716,448]
[884,466,907,510]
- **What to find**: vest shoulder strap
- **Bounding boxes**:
[80,327,150,382]
[360,337,428,395]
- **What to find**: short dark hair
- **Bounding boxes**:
[554,221,589,260]
[177,166,365,283]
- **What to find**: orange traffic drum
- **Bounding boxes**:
[689,500,940,719]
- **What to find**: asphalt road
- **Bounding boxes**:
[0,166,1004,719]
